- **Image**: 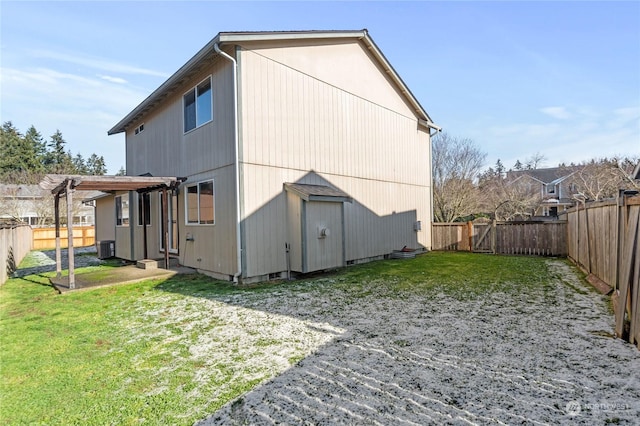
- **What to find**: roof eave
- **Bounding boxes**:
[108,34,224,135]
[360,31,435,126]
[108,29,438,135]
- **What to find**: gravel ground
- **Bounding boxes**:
[13,247,104,278]
[198,260,640,425]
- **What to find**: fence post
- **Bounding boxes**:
[491,220,497,254]
[467,221,473,252]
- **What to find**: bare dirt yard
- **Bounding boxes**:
[197,259,639,425]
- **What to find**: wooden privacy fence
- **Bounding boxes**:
[432,221,567,256]
[1,224,33,285]
[32,226,95,250]
[566,194,640,349]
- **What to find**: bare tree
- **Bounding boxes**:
[481,175,542,221]
[569,156,639,201]
[33,192,55,226]
[524,152,547,170]
[0,186,28,222]
[432,133,486,222]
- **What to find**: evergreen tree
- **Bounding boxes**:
[73,153,88,174]
[1,122,112,182]
[86,153,107,175]
[0,122,24,180]
[495,159,505,178]
[513,160,523,171]
[45,130,75,173]
[24,125,47,170]
[116,166,126,176]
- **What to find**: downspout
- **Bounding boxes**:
[214,42,242,283]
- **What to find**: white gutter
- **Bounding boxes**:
[214,43,243,283]
[419,119,442,132]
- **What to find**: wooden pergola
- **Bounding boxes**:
[39,174,185,289]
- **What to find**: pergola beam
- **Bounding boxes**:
[39,174,186,289]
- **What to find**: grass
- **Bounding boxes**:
[0,251,560,425]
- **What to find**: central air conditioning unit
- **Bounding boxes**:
[97,240,115,259]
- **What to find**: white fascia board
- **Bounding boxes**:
[218,30,367,43]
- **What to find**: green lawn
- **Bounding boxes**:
[0,251,563,425]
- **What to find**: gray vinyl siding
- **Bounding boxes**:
[238,45,431,278]
[125,57,235,178]
[122,56,239,275]
[95,195,115,243]
[117,37,432,280]
[179,166,237,276]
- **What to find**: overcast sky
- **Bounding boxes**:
[1,1,638,174]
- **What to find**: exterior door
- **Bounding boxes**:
[160,192,178,253]
[304,201,344,272]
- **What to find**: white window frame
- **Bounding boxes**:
[185,180,215,225]
[183,76,213,133]
[159,192,179,254]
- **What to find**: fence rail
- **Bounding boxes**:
[32,226,95,250]
[432,221,567,256]
[1,224,33,285]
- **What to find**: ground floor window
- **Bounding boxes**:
[115,195,129,226]
[185,180,215,225]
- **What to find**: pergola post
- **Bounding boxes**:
[66,180,75,289]
[142,192,148,259]
[54,193,62,279]
[161,187,169,269]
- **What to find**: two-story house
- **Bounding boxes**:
[100,30,440,283]
[508,167,579,217]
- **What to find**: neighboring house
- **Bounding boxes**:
[104,30,440,283]
[0,183,97,226]
[507,167,579,217]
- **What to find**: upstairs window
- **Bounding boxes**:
[186,180,215,225]
[184,77,213,133]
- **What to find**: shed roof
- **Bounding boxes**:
[284,183,352,203]
[39,174,185,195]
[108,30,438,135]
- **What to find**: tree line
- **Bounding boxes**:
[0,121,110,184]
[432,132,639,223]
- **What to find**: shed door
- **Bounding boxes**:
[304,201,344,272]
